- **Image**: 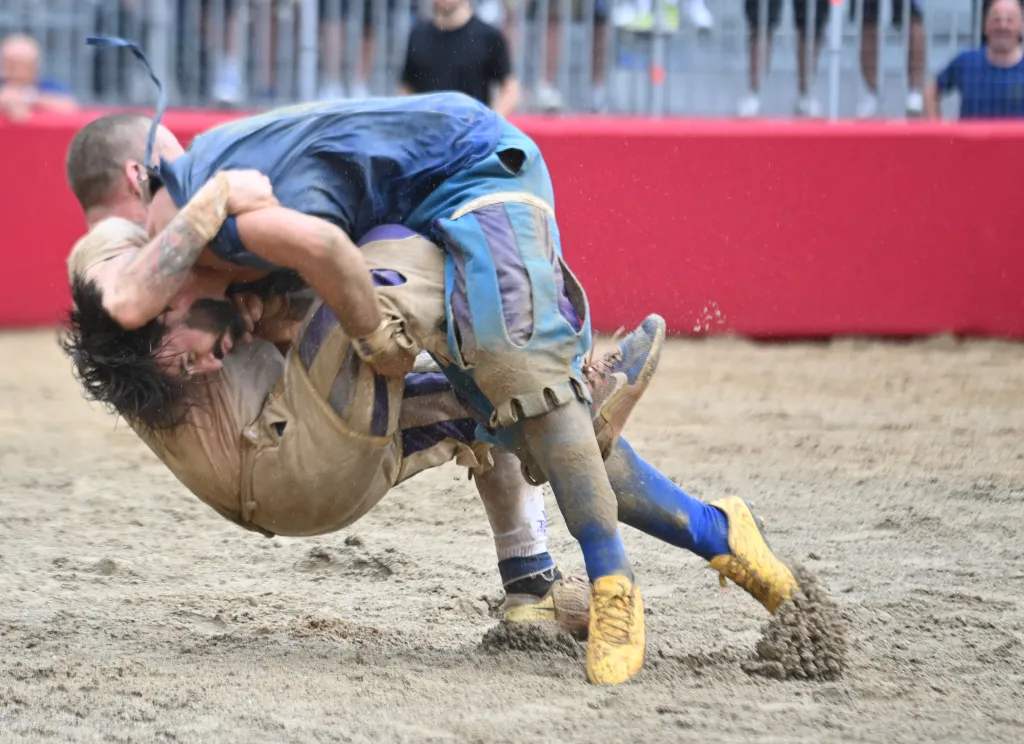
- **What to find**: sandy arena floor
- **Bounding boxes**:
[1,331,1022,743]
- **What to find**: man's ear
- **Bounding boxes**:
[124,160,145,200]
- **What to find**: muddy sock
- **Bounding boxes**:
[501,556,561,598]
[607,438,731,561]
[520,401,632,583]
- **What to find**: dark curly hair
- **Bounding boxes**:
[62,276,195,432]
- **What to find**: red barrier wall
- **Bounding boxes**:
[3,110,1023,337]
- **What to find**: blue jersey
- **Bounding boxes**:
[936,49,1024,119]
[158,93,504,269]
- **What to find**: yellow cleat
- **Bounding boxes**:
[502,575,591,638]
[708,496,799,613]
[586,575,645,685]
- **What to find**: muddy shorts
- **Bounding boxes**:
[405,121,593,434]
[241,229,488,537]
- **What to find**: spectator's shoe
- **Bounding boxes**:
[856,93,880,119]
[213,57,244,106]
[707,496,799,613]
[591,85,609,114]
[795,95,823,118]
[534,81,565,112]
[503,573,591,638]
[349,81,370,99]
[685,0,714,32]
[586,575,645,685]
[737,92,761,118]
[906,90,924,118]
[318,81,347,100]
[614,1,681,32]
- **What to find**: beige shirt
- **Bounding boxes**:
[66,216,148,281]
[67,218,285,532]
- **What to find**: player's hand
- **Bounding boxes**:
[223,170,279,215]
[230,291,263,343]
[353,314,419,378]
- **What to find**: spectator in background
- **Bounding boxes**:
[0,34,76,123]
[502,0,609,113]
[209,0,247,106]
[400,0,519,117]
[738,0,830,118]
[852,0,926,118]
[925,0,1024,119]
[318,0,386,100]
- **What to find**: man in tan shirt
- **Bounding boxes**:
[66,212,595,633]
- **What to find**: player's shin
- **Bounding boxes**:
[606,438,731,560]
[518,401,644,686]
[473,449,590,636]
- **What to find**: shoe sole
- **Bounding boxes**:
[594,315,666,457]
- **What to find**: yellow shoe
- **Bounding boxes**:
[586,575,645,685]
[708,496,799,613]
[502,575,590,638]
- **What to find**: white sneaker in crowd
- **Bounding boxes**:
[534,81,565,112]
[737,92,761,118]
[349,81,370,99]
[795,95,822,118]
[318,82,347,100]
[213,57,244,106]
[685,0,714,32]
[905,90,924,117]
[856,93,880,119]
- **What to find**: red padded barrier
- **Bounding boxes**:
[1,109,1022,337]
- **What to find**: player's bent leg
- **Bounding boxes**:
[473,448,590,637]
[607,438,798,613]
[706,495,798,613]
[428,196,644,685]
[585,314,666,460]
[522,312,666,485]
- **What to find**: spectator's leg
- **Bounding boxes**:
[320,0,345,98]
[251,0,275,100]
[739,0,780,116]
[906,7,926,115]
[532,1,565,111]
[213,0,245,105]
[859,25,878,93]
[591,2,609,111]
[353,1,375,98]
[793,0,828,117]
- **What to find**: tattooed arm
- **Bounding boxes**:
[86,171,275,329]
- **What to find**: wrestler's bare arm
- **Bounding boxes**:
[89,173,274,329]
[234,207,384,341]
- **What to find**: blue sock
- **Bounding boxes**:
[576,528,632,582]
[498,552,556,586]
[608,439,731,561]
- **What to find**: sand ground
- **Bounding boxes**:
[1,331,1022,744]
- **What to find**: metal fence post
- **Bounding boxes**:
[827,0,843,119]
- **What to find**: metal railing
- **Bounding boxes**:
[0,1,992,119]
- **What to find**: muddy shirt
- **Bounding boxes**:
[66,219,285,531]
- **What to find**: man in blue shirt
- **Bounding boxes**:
[63,95,800,685]
[925,0,1024,119]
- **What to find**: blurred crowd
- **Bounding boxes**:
[2,0,1023,122]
